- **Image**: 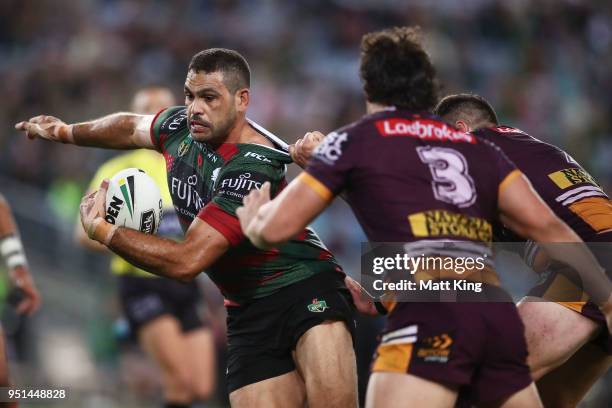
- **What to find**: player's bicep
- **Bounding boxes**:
[183,217,230,272]
[498,173,560,239]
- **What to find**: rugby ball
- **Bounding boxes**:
[104,168,163,234]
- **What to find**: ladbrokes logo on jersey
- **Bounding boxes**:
[216,171,269,200]
[376,119,476,144]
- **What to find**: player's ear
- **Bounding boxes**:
[235,88,250,113]
[455,120,470,132]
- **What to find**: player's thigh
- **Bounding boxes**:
[479,382,542,408]
[536,341,612,408]
[517,297,599,378]
[138,315,191,379]
[229,370,305,408]
[293,320,358,408]
[366,372,457,408]
[184,327,216,396]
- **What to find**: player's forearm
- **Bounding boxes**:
[531,220,612,305]
[72,113,143,149]
[107,228,201,282]
[247,202,301,249]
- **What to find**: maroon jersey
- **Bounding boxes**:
[304,109,520,255]
[474,126,611,241]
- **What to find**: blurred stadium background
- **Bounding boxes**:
[0,0,611,406]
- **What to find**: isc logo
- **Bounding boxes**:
[105,195,125,224]
[244,152,271,162]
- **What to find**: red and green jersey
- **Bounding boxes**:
[151,106,342,304]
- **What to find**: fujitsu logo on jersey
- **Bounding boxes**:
[160,110,188,131]
[220,173,262,191]
[376,119,476,144]
[167,113,187,130]
[171,176,205,212]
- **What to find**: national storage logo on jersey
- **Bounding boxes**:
[408,210,492,242]
[376,119,476,144]
[548,167,598,190]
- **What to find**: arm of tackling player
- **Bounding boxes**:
[498,174,612,313]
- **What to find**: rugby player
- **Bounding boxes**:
[16,49,357,408]
[435,93,612,407]
[235,27,612,407]
[76,86,216,408]
[0,193,41,408]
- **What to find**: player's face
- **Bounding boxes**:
[184,70,240,143]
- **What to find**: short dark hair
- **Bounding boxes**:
[360,26,438,110]
[188,48,251,93]
[435,93,499,127]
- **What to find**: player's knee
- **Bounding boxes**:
[307,383,356,408]
[163,366,194,397]
[305,376,356,407]
[191,378,214,401]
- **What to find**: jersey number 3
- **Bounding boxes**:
[417,146,477,208]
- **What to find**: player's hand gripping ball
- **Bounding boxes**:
[80,168,163,245]
[104,168,163,234]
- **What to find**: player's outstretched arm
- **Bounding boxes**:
[498,174,612,320]
[237,178,331,249]
[79,181,229,281]
[0,194,41,315]
[15,113,155,149]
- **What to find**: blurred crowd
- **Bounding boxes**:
[1,0,611,406]
[2,0,612,190]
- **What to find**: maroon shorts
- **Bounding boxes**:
[372,302,532,404]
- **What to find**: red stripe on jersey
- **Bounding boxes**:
[375,118,476,144]
[215,143,240,161]
[258,270,284,284]
[149,108,167,151]
[214,247,281,274]
[318,250,333,260]
[198,203,244,246]
[163,150,174,171]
